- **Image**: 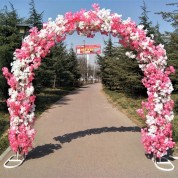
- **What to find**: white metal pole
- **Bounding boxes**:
[93,59,95,84]
[83,40,86,83]
[87,54,89,83]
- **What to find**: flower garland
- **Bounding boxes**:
[2,4,175,158]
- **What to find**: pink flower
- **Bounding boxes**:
[1,4,175,158]
[92,3,100,11]
[2,67,10,78]
[137,109,145,118]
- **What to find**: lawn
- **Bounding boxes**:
[0,87,75,155]
[103,87,178,150]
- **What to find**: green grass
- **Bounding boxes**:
[0,135,8,155]
[103,87,146,127]
[35,87,75,116]
[103,87,178,146]
[0,100,9,155]
[0,87,75,155]
[172,93,178,145]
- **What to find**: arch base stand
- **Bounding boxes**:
[153,156,178,172]
[4,152,25,168]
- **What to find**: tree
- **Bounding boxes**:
[97,35,146,95]
[139,0,164,44]
[26,0,43,29]
[67,47,81,86]
[34,42,82,90]
[139,1,154,37]
[98,2,165,96]
[77,56,87,82]
[33,42,67,89]
[157,2,178,29]
[157,2,178,91]
[103,35,116,57]
[97,37,126,90]
[33,54,55,91]
[0,3,22,99]
[52,42,69,87]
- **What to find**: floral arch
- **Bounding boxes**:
[2,4,176,164]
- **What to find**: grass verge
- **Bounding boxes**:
[103,87,178,152]
[103,87,146,127]
[0,87,75,156]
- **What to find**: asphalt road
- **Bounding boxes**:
[0,83,178,178]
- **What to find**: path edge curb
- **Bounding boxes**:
[0,147,11,162]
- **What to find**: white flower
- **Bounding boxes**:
[144,29,148,34]
[140,39,149,49]
[154,93,158,98]
[26,86,34,97]
[26,112,35,122]
[112,13,122,18]
[78,21,85,29]
[30,104,36,112]
[48,17,52,21]
[154,103,163,114]
[130,32,139,41]
[12,116,20,125]
[54,26,65,35]
[97,8,111,20]
[123,17,131,24]
[55,15,65,26]
[125,51,136,59]
[165,113,174,122]
[20,106,26,114]
[24,120,28,126]
[38,29,47,38]
[148,125,157,134]
[138,64,146,71]
[150,34,154,39]
[146,115,155,125]
[9,88,18,99]
[101,23,111,32]
[137,25,144,30]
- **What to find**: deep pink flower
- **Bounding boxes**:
[1,4,175,158]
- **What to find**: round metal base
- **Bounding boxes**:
[4,152,25,168]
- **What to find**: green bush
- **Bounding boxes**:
[0,135,9,155]
[0,119,9,137]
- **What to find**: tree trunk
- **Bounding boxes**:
[53,74,56,89]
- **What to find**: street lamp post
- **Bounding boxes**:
[93,58,96,84]
[83,40,88,83]
[16,24,30,41]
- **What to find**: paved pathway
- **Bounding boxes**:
[0,83,178,178]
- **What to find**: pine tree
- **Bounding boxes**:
[77,56,87,83]
[0,3,22,99]
[157,2,178,91]
[98,33,146,94]
[157,2,178,29]
[67,47,81,86]
[26,0,43,29]
[52,42,68,87]
[139,1,154,37]
[34,42,67,89]
[139,0,164,45]
[103,35,116,57]
[97,37,123,90]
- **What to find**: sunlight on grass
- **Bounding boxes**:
[35,87,74,116]
[103,87,178,146]
[0,87,75,155]
[103,87,146,127]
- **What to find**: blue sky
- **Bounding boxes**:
[0,0,176,63]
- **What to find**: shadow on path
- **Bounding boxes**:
[26,126,140,160]
[54,126,141,144]
[26,143,61,160]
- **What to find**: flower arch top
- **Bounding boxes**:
[2,4,175,158]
